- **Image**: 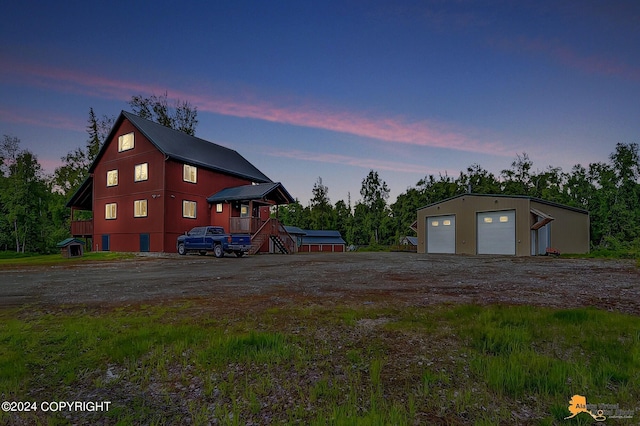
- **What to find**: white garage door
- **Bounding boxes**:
[477,210,516,255]
[427,215,455,254]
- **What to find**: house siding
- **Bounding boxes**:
[93,117,257,253]
[93,120,166,252]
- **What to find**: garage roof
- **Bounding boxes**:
[417,193,588,214]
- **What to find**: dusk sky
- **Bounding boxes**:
[1,1,639,204]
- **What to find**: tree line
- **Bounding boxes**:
[276,145,640,250]
[1,92,638,253]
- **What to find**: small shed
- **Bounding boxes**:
[394,236,418,252]
[284,226,306,250]
[57,238,85,258]
[399,236,418,246]
[298,230,346,253]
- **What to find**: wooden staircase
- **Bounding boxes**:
[249,218,296,255]
[270,235,289,254]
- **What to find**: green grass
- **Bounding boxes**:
[0,251,136,267]
[562,243,640,263]
[0,303,638,424]
[355,243,391,252]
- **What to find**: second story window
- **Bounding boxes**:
[105,203,117,220]
[106,169,118,187]
[118,132,134,152]
[134,200,148,217]
[183,164,197,183]
[135,163,148,182]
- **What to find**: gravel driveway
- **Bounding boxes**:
[2,252,639,315]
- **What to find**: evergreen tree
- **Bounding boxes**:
[309,177,333,230]
[334,199,353,244]
[359,170,390,244]
[53,108,114,195]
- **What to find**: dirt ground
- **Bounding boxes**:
[2,252,639,315]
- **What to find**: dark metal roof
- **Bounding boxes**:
[300,230,346,245]
[56,238,86,247]
[90,111,272,183]
[417,193,589,214]
[284,226,306,235]
[401,236,418,245]
[207,182,294,204]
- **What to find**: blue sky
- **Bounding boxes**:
[1,1,639,204]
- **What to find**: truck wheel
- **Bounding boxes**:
[213,244,224,258]
[235,251,244,258]
[178,243,186,255]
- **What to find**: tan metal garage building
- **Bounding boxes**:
[417,194,589,256]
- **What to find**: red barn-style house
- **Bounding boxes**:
[67,111,296,254]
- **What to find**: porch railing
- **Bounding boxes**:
[229,217,265,234]
[71,219,93,237]
[249,218,296,254]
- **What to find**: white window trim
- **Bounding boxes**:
[106,169,118,187]
[105,203,117,220]
[118,132,135,152]
[135,163,148,182]
[134,199,148,218]
[183,200,197,218]
[183,164,197,183]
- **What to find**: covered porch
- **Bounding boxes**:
[66,177,94,238]
[207,182,297,253]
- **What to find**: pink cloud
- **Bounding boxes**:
[0,107,85,132]
[0,59,154,101]
[266,148,441,175]
[190,96,507,155]
[1,56,508,155]
[551,45,640,82]
[490,36,640,82]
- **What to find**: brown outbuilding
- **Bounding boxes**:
[57,238,85,258]
[417,194,590,256]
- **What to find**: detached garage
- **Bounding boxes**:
[418,194,589,256]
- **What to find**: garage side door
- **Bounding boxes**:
[477,210,515,255]
[427,215,455,254]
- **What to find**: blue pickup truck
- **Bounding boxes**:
[176,226,251,257]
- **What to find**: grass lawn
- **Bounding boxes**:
[1,302,638,425]
[0,251,135,268]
